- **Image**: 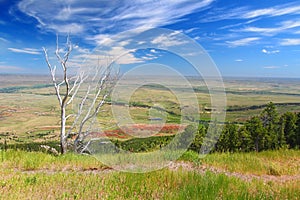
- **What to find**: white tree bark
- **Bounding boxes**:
[43,36,117,154]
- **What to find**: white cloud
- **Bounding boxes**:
[239,26,280,35]
[73,45,90,54]
[108,46,143,64]
[88,34,115,46]
[8,47,41,55]
[264,66,280,69]
[242,8,275,18]
[226,37,260,47]
[185,28,199,34]
[84,29,158,65]
[280,38,300,46]
[235,59,243,62]
[151,32,188,47]
[17,0,213,37]
[201,7,249,22]
[202,3,300,22]
[0,37,9,43]
[241,5,300,19]
[0,65,23,71]
[48,23,84,34]
[271,5,300,16]
[236,20,300,36]
[150,49,157,53]
[71,45,143,66]
[219,22,244,30]
[262,49,280,54]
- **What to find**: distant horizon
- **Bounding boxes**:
[1,72,300,80]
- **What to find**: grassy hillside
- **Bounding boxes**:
[0,149,299,200]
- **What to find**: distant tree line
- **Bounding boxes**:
[190,102,300,153]
[108,101,300,154]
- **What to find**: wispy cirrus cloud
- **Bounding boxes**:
[200,3,300,49]
[17,0,213,36]
[235,20,300,36]
[226,37,260,47]
[200,6,249,22]
[184,27,199,34]
[202,3,300,22]
[8,47,41,55]
[242,5,300,19]
[0,37,9,43]
[280,38,300,46]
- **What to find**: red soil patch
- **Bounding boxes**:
[89,124,186,139]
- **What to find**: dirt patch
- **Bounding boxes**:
[15,161,300,183]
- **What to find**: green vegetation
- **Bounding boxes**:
[202,149,300,176]
[0,84,52,93]
[1,169,299,200]
[0,150,299,199]
[113,135,174,152]
[0,150,105,171]
[1,75,300,199]
[187,102,300,153]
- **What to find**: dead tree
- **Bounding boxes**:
[71,57,118,153]
[43,36,117,154]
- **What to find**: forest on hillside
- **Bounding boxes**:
[108,102,300,154]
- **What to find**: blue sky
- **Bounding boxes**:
[1,0,300,77]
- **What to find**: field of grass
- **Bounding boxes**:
[0,149,299,199]
[1,170,299,199]
[203,149,300,176]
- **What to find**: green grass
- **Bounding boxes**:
[0,149,300,199]
[202,149,300,176]
[0,150,105,171]
[0,167,299,200]
[1,148,299,176]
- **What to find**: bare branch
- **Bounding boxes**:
[67,71,88,104]
[43,47,63,106]
[67,82,81,105]
[58,80,65,87]
[78,62,118,139]
[66,84,91,137]
[84,94,109,135]
[63,35,72,63]
[66,114,76,120]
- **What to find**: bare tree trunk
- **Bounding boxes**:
[60,106,67,154]
[43,35,73,154]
